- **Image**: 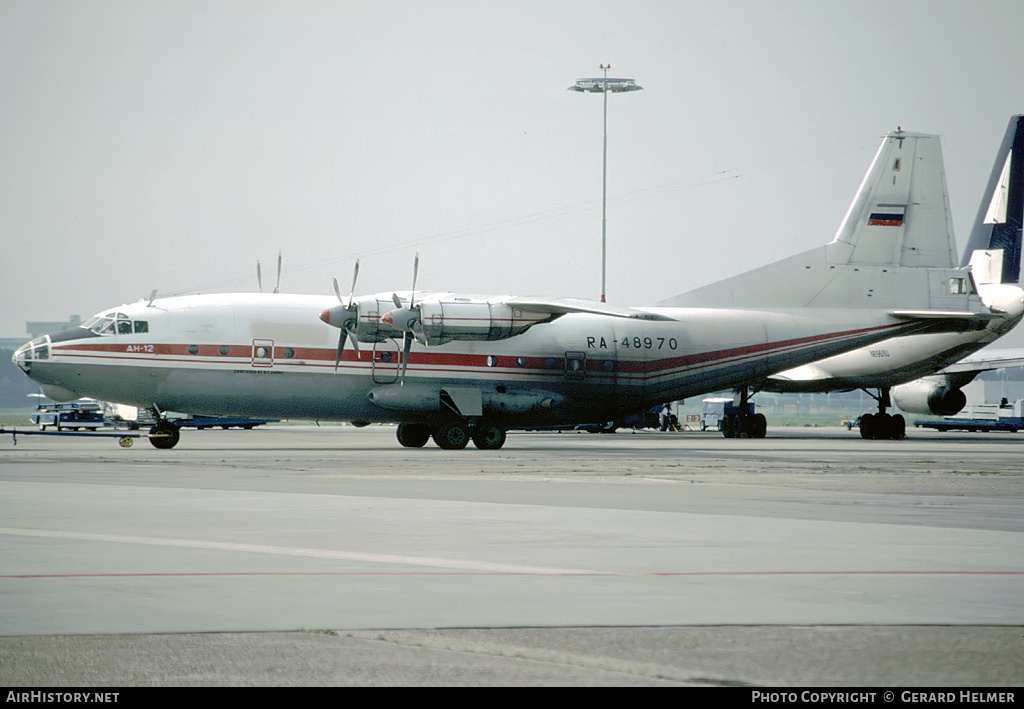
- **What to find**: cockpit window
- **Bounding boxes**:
[82,312,146,336]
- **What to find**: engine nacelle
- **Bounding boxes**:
[892,377,967,416]
[321,294,552,345]
[415,298,551,345]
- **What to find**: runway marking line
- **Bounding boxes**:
[3,528,1021,579]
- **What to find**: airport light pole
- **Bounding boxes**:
[569,65,642,303]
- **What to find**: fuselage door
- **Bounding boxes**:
[373,339,400,384]
[252,339,275,368]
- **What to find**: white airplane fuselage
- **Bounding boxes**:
[13,291,954,429]
[764,282,1024,393]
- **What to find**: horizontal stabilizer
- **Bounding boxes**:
[890,309,1000,321]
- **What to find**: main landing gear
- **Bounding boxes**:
[721,388,767,439]
[858,387,906,440]
[397,420,507,450]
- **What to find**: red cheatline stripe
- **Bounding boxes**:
[49,320,914,378]
[3,570,1021,579]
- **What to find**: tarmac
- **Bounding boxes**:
[1,424,1021,686]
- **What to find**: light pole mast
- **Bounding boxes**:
[569,66,642,303]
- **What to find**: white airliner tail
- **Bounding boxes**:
[960,115,1024,285]
[660,129,960,310]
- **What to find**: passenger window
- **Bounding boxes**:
[134,321,149,334]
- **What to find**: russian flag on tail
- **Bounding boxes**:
[867,205,906,226]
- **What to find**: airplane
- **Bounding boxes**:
[666,115,1024,440]
[11,125,1008,450]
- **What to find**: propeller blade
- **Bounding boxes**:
[345,321,360,356]
[333,321,361,371]
[392,292,403,310]
[339,327,352,370]
[399,332,413,385]
[330,259,362,371]
[412,319,427,345]
[348,259,360,309]
[410,252,419,307]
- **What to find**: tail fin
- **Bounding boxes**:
[661,129,957,308]
[960,115,1024,284]
[829,129,955,268]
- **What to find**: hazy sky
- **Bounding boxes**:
[3,0,1023,347]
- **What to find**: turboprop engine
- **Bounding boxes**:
[891,376,968,416]
[321,295,553,346]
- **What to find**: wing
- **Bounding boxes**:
[939,347,1024,374]
[502,297,677,322]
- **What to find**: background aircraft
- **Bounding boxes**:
[669,115,1024,439]
[12,128,1002,449]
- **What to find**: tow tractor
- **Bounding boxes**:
[31,399,105,431]
[2,398,274,448]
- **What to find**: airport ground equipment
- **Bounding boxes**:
[915,398,1024,433]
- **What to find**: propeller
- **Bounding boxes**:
[380,254,425,385]
[257,251,283,294]
[328,260,361,370]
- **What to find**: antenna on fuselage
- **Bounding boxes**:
[147,289,158,307]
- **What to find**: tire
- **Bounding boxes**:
[875,413,893,440]
[752,413,767,438]
[396,423,431,448]
[890,414,906,440]
[433,421,469,450]
[149,421,181,449]
[472,422,507,450]
[859,413,875,440]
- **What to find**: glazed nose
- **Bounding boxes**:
[13,337,49,375]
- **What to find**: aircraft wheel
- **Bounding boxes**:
[433,421,469,450]
[875,413,893,440]
[472,422,506,450]
[149,421,181,449]
[396,423,431,448]
[752,413,767,438]
[891,414,906,440]
[859,413,875,440]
